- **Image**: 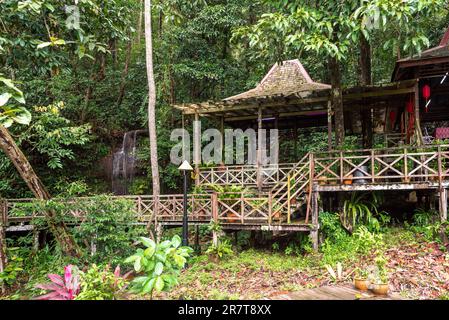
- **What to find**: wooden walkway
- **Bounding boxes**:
[268,285,403,300]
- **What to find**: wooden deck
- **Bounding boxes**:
[268,285,404,300]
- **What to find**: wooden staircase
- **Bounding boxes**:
[269,153,313,223]
[197,153,314,224]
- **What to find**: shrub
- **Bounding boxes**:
[75,264,130,300]
[319,212,347,242]
[0,247,24,287]
[125,235,193,298]
[18,195,146,264]
[205,240,234,259]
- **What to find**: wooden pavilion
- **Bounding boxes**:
[168,29,449,247]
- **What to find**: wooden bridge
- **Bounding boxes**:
[1,145,448,250]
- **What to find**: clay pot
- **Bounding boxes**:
[343,175,354,185]
[227,212,239,223]
[318,176,327,185]
[354,278,370,291]
[371,283,389,296]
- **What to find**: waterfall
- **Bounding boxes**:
[112,130,145,195]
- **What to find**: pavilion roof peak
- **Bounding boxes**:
[224,59,330,102]
[439,26,449,46]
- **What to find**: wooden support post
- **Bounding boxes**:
[414,81,424,146]
[211,193,219,246]
[195,224,200,253]
[287,173,291,224]
[0,200,7,288]
[310,190,319,251]
[327,100,333,151]
[293,123,298,159]
[268,192,273,225]
[156,223,163,243]
[440,188,447,223]
[257,107,263,193]
[33,228,40,253]
[220,116,225,164]
[194,113,201,186]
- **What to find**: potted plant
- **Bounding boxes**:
[354,267,370,291]
[371,254,389,296]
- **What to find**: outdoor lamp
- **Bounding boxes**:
[178,160,193,246]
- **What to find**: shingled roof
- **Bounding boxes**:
[393,26,449,81]
[224,59,330,102]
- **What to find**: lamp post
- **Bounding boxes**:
[178,160,193,246]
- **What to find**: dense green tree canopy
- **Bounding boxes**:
[0,0,448,197]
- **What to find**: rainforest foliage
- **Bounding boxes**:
[0,0,448,197]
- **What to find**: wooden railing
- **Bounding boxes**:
[198,163,299,187]
[4,145,448,230]
[3,193,289,226]
[313,144,449,185]
[384,133,407,148]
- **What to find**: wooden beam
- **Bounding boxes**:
[398,56,449,69]
[440,188,448,222]
[0,200,7,285]
[327,100,333,151]
[414,81,424,146]
[220,116,224,163]
[224,109,327,122]
[257,107,263,193]
[181,96,330,115]
[194,113,200,186]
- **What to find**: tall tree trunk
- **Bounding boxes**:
[0,126,80,257]
[328,56,345,147]
[144,0,160,196]
[116,39,133,107]
[360,34,373,148]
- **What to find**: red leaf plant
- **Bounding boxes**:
[35,265,80,300]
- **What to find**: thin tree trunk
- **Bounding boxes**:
[136,0,144,44]
[144,0,160,196]
[116,39,133,107]
[328,56,345,147]
[0,126,80,257]
[359,34,373,148]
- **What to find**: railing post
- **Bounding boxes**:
[211,193,219,246]
[137,196,142,217]
[240,193,244,224]
[211,167,215,184]
[339,151,344,184]
[211,193,218,223]
[268,192,272,225]
[438,145,443,187]
[404,147,408,182]
[371,149,375,183]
